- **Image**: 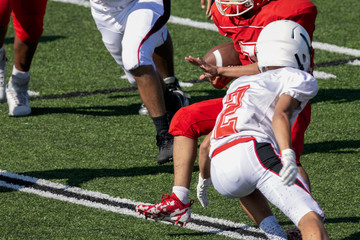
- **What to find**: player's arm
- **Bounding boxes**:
[185,56,260,79]
[272,94,299,150]
[197,132,212,207]
[272,94,300,186]
[217,63,260,78]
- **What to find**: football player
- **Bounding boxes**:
[90,0,189,165]
[173,0,316,207]
[137,20,328,239]
[201,20,328,239]
[0,0,48,116]
[174,0,317,192]
[137,0,318,238]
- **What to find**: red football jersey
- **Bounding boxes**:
[211,0,317,65]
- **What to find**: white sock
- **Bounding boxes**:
[172,186,190,204]
[12,65,29,79]
[259,216,287,240]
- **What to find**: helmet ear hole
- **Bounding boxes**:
[302,54,307,62]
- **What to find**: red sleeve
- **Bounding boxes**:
[211,3,227,37]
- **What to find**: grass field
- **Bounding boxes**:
[0,0,359,239]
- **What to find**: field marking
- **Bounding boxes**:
[313,71,336,79]
[348,59,360,66]
[0,169,266,240]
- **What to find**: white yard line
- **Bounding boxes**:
[0,169,266,240]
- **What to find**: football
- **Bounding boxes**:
[203,42,241,67]
[203,42,241,89]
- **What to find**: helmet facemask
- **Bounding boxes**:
[215,0,255,17]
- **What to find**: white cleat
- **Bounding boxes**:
[138,103,149,115]
[6,75,31,116]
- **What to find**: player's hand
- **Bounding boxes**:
[209,76,233,89]
[200,0,214,19]
[279,149,297,186]
[185,56,218,79]
[196,173,212,207]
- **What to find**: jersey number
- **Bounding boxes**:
[214,85,250,139]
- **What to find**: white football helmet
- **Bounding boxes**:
[215,0,269,17]
[256,20,313,72]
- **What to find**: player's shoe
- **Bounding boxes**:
[164,77,190,121]
[136,193,194,226]
[164,76,190,106]
[156,132,174,165]
[286,227,302,240]
[138,77,190,116]
[164,76,181,91]
[0,50,6,103]
[138,103,149,115]
[6,75,31,116]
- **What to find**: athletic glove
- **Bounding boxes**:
[279,148,297,186]
[196,173,212,207]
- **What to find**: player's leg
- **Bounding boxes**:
[298,211,329,239]
[171,99,221,205]
[153,29,189,109]
[6,0,47,116]
[138,31,173,116]
[169,100,222,205]
[131,65,166,118]
[198,127,288,239]
[196,111,277,227]
[139,30,190,118]
[0,0,11,103]
[258,176,327,239]
[173,135,198,189]
[136,135,196,226]
[152,31,189,123]
[153,30,174,80]
[124,1,190,164]
[136,99,222,224]
[253,142,327,239]
[210,139,288,239]
[238,189,273,225]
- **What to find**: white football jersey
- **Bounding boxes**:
[210,67,318,156]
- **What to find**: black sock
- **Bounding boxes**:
[152,114,169,136]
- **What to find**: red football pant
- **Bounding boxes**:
[169,98,311,165]
[0,0,47,42]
